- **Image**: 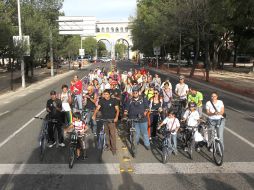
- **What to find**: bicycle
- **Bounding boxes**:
[96,119,114,161]
[68,128,87,169]
[122,118,139,158]
[159,128,174,164]
[34,116,59,161]
[203,119,224,166]
[180,124,200,160]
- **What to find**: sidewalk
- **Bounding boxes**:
[148,64,254,100]
[0,64,77,95]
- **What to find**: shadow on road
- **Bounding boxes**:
[203,177,237,190]
[118,172,144,190]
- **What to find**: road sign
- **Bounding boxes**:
[79,49,85,56]
[13,35,30,56]
[153,46,160,56]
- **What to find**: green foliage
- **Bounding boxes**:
[132,0,254,60]
[115,43,128,59]
[82,37,97,56]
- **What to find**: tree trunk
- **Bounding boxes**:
[190,37,199,77]
[177,32,181,74]
[233,44,237,68]
[205,40,210,82]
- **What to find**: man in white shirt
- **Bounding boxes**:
[158,110,180,155]
[206,92,225,150]
[175,75,189,109]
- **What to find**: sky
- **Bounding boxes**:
[61,0,137,20]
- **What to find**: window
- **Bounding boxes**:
[101,27,105,32]
[120,27,123,32]
[96,28,100,32]
[111,27,114,32]
[116,27,119,33]
[106,27,109,32]
[125,27,128,32]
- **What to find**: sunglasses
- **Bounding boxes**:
[211,96,217,98]
[154,92,158,94]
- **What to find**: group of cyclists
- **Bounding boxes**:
[45,64,226,161]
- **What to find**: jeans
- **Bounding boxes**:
[48,121,64,143]
[86,110,97,134]
[75,94,83,112]
[134,122,150,147]
[208,118,225,149]
[168,134,177,152]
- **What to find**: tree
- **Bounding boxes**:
[115,43,128,59]
[82,37,97,56]
[97,41,107,57]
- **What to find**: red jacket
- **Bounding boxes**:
[71,80,82,95]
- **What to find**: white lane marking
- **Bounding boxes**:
[0,109,46,149]
[225,127,254,148]
[0,111,10,117]
[0,76,7,79]
[0,162,253,175]
[2,102,10,104]
[203,113,254,148]
[227,106,254,118]
[133,162,254,174]
[16,94,26,97]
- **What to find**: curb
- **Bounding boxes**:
[146,66,254,104]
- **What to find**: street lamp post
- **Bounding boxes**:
[17,0,25,88]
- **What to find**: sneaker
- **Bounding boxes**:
[209,147,213,152]
[104,146,110,151]
[93,133,97,137]
[48,141,56,148]
[173,150,178,155]
[145,146,151,150]
[184,147,188,152]
[196,147,200,152]
[59,143,65,147]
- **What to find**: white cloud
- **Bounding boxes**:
[62,0,137,20]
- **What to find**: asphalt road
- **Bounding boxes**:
[0,61,253,190]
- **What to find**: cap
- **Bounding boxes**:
[179,75,185,80]
[110,80,118,85]
[50,90,56,95]
[132,85,140,92]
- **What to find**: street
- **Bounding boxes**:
[0,61,253,190]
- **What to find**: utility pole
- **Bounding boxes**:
[50,29,54,77]
[17,0,25,88]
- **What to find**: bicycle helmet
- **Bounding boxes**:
[188,102,197,108]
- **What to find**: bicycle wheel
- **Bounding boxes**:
[69,146,75,169]
[98,135,104,161]
[39,135,46,161]
[162,147,169,164]
[213,139,224,166]
[188,140,195,160]
[130,132,137,158]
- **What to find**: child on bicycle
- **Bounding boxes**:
[157,109,180,155]
[72,112,89,160]
[181,102,204,152]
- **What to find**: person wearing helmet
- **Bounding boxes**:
[175,75,189,110]
[157,109,180,155]
[124,86,150,151]
[181,101,200,152]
